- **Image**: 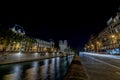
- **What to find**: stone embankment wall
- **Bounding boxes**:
[0,52,73,65]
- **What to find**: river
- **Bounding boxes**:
[0,55,74,80]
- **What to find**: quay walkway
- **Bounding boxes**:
[64,54,88,80]
[0,52,73,65]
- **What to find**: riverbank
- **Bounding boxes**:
[0,52,74,65]
[64,54,88,80]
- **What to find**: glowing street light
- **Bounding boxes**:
[43,47,47,52]
[96,41,100,44]
[110,34,117,44]
[91,44,94,47]
[111,35,115,38]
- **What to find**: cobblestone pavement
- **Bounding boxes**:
[64,55,88,80]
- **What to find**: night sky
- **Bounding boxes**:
[0,1,120,51]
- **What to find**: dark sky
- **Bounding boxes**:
[0,1,120,50]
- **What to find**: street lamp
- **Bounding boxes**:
[110,34,117,49]
[111,35,115,38]
[43,47,47,52]
[111,35,116,44]
[96,41,101,52]
[90,44,94,52]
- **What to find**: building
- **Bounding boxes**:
[0,24,55,53]
[59,40,69,53]
[85,9,120,54]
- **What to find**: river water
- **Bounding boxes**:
[0,55,74,80]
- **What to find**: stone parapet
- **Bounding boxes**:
[64,54,88,80]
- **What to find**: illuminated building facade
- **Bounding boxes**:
[0,24,55,53]
[59,40,69,53]
[85,10,120,54]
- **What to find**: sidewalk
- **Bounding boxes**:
[64,54,88,80]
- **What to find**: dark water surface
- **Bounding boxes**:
[0,55,74,80]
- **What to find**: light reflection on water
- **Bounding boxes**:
[56,57,60,79]
[48,58,55,79]
[3,64,22,80]
[39,59,49,80]
[24,62,39,80]
[0,55,74,80]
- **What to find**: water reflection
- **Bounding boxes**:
[3,74,16,80]
[48,58,55,80]
[0,55,74,80]
[24,62,39,80]
[56,57,60,79]
[3,64,22,80]
[39,59,49,80]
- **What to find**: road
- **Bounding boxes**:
[80,52,120,80]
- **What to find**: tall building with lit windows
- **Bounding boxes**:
[85,7,120,54]
[0,24,55,53]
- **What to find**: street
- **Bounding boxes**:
[80,52,120,80]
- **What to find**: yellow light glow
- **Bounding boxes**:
[51,48,54,51]
[111,35,115,38]
[33,46,37,50]
[43,47,47,51]
[91,44,94,47]
[96,41,99,44]
[16,43,20,48]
